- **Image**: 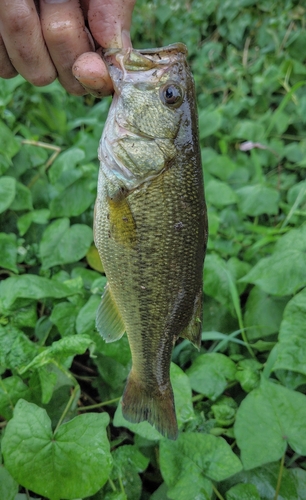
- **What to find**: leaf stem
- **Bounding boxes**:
[274,453,285,500]
[21,139,61,151]
[191,394,204,403]
[53,385,79,435]
[108,478,117,492]
[21,140,62,189]
[25,488,30,500]
[212,483,225,500]
[225,270,255,358]
[118,475,125,495]
[78,397,121,411]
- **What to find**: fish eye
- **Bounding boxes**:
[160,83,184,107]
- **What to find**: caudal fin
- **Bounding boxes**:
[122,371,178,440]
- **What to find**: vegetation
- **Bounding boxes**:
[1,0,306,498]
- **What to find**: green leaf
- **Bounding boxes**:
[204,254,232,308]
[205,152,238,181]
[9,181,33,211]
[94,353,130,391]
[0,375,31,420]
[0,176,16,214]
[50,177,96,217]
[17,209,50,236]
[0,325,38,371]
[150,482,171,500]
[113,363,194,439]
[236,185,279,216]
[111,445,149,500]
[187,353,236,400]
[2,399,112,500]
[20,334,94,374]
[234,377,306,469]
[211,396,237,426]
[48,147,85,186]
[40,218,93,269]
[222,462,306,500]
[272,288,306,376]
[0,119,20,163]
[112,445,149,476]
[235,359,261,393]
[0,275,72,313]
[232,120,265,141]
[0,466,19,500]
[206,179,237,207]
[241,226,306,295]
[50,302,79,337]
[199,109,222,139]
[71,266,102,289]
[0,233,18,272]
[225,483,260,500]
[159,433,242,500]
[170,363,195,426]
[76,294,101,335]
[244,286,288,340]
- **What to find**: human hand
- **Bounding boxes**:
[0,0,136,96]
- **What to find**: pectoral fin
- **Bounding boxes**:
[96,284,126,342]
[108,191,137,249]
[180,289,202,349]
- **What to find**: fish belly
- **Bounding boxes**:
[94,155,206,439]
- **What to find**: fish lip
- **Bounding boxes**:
[103,43,188,58]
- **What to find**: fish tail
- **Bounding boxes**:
[122,370,178,440]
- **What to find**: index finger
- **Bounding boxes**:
[73,0,136,96]
[88,0,136,49]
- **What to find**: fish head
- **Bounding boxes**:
[100,44,195,189]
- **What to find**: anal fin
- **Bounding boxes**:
[180,288,202,350]
[96,284,126,343]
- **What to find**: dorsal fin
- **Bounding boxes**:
[96,284,126,343]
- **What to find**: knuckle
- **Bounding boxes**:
[6,5,34,35]
[43,18,82,45]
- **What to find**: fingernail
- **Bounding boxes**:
[121,30,132,49]
[85,27,95,51]
[44,0,69,3]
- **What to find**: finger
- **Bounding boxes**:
[88,0,136,49]
[0,34,17,79]
[0,0,56,86]
[40,0,94,95]
[73,51,112,97]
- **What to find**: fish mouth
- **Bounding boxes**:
[103,43,188,67]
[102,44,188,91]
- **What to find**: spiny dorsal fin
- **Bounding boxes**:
[96,284,126,343]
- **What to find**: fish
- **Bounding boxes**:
[94,43,208,440]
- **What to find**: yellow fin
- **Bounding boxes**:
[96,284,126,343]
[122,370,178,440]
[108,192,137,248]
[180,289,202,350]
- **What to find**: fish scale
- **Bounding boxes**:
[94,43,208,439]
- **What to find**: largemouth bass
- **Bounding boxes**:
[94,43,207,440]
